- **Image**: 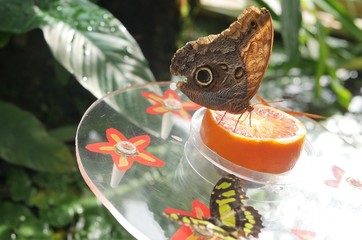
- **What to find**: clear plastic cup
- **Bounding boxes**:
[175,108,315,222]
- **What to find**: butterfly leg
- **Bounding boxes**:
[233,106,254,132]
[217,111,228,125]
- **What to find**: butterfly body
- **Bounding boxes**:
[170,7,274,114]
[164,174,263,239]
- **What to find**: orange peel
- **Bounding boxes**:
[200,105,306,174]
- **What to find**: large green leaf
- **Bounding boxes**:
[38,0,155,98]
[0,0,40,33]
[0,0,154,98]
[280,0,301,64]
[314,19,328,97]
[0,101,75,172]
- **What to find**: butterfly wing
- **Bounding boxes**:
[209,174,264,238]
[163,212,238,240]
[236,206,264,238]
[209,174,248,222]
[171,7,274,114]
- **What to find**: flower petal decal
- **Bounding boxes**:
[346,177,362,190]
[324,165,345,188]
[86,128,165,172]
[291,229,316,240]
[164,200,213,240]
[142,89,200,120]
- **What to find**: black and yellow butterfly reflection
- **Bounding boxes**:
[163,174,263,240]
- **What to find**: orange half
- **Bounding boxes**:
[200,105,306,174]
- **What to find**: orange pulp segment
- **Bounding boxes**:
[200,105,306,174]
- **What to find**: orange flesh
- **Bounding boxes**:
[200,105,306,174]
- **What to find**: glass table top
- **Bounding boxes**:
[76,82,362,240]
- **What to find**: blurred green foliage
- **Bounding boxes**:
[183,0,362,115]
[0,162,134,239]
[0,0,361,239]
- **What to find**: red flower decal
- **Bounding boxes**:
[141,89,200,120]
[291,229,316,240]
[347,177,362,190]
[86,128,165,172]
[165,200,215,240]
[324,165,345,188]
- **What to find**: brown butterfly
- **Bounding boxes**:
[170,6,274,115]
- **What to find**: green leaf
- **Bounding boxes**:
[37,0,155,98]
[0,0,41,33]
[0,31,11,47]
[328,67,352,109]
[49,125,78,142]
[5,167,32,201]
[29,190,52,209]
[0,202,34,225]
[314,19,329,97]
[313,20,351,109]
[0,225,11,240]
[32,170,82,191]
[342,56,362,70]
[280,0,301,64]
[314,0,362,42]
[29,171,80,208]
[30,188,78,209]
[16,218,52,239]
[0,202,50,239]
[39,205,74,227]
[0,202,51,239]
[1,0,155,98]
[0,101,75,172]
[83,214,113,238]
[54,61,71,86]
